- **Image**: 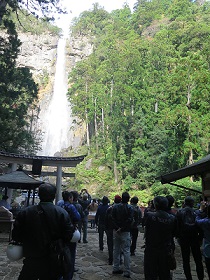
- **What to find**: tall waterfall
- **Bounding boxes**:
[38,36,73,156]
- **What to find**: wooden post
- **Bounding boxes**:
[56,165,62,203]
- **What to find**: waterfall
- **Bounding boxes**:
[38,35,73,156]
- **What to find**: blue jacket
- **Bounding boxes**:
[196,213,210,258]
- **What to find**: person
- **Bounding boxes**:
[95,196,109,251]
[196,201,210,278]
[12,183,74,280]
[105,194,122,265]
[130,196,142,256]
[176,196,204,280]
[144,196,176,280]
[57,191,81,280]
[88,198,98,228]
[112,191,134,278]
[0,195,11,210]
[78,189,91,243]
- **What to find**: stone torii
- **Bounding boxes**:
[0,151,85,202]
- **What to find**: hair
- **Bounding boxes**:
[92,198,96,203]
[102,196,109,205]
[114,195,121,203]
[153,196,168,211]
[83,193,88,200]
[166,195,175,209]
[184,196,194,207]
[38,183,56,202]
[131,196,139,204]
[71,191,79,201]
[62,191,73,202]
[122,192,130,203]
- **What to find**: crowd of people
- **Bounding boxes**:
[10,183,210,280]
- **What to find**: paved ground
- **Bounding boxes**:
[0,227,209,279]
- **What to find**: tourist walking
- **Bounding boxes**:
[144,196,176,280]
[57,191,81,280]
[12,183,74,280]
[105,194,122,265]
[176,196,204,280]
[95,196,109,251]
[88,198,98,228]
[196,201,210,278]
[112,191,134,278]
[130,196,142,256]
[78,189,91,243]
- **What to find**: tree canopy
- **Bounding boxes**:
[68,0,210,198]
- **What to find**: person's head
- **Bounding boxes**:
[131,196,139,205]
[102,196,109,205]
[83,193,88,200]
[122,192,130,203]
[71,191,79,202]
[38,183,56,202]
[2,195,9,200]
[184,196,194,208]
[114,195,121,204]
[153,196,168,211]
[166,195,175,209]
[92,199,96,203]
[62,191,73,202]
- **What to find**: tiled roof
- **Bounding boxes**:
[0,151,86,167]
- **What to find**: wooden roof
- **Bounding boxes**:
[0,171,43,190]
[160,154,210,184]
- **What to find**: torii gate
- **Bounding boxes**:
[0,151,85,202]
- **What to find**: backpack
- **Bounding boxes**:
[131,205,142,228]
[181,207,197,232]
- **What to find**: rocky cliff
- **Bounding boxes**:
[16,32,58,78]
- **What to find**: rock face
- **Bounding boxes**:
[16,32,58,77]
[67,35,94,68]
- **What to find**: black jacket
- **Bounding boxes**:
[12,202,74,258]
[144,210,176,250]
[112,202,134,232]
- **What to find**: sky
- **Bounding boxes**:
[56,0,137,30]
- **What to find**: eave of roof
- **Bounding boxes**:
[160,154,210,184]
[0,151,86,167]
[0,171,43,189]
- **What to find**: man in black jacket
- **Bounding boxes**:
[12,183,74,280]
[176,196,204,280]
[144,196,176,280]
[112,191,134,278]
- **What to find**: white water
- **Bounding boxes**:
[38,36,72,156]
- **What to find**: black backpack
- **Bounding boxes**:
[131,205,142,228]
[181,207,197,232]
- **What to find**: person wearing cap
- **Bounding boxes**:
[105,195,122,265]
[0,195,11,210]
[95,196,110,251]
[12,183,74,280]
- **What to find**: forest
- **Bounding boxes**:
[0,0,210,205]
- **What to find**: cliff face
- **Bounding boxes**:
[16,33,58,77]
